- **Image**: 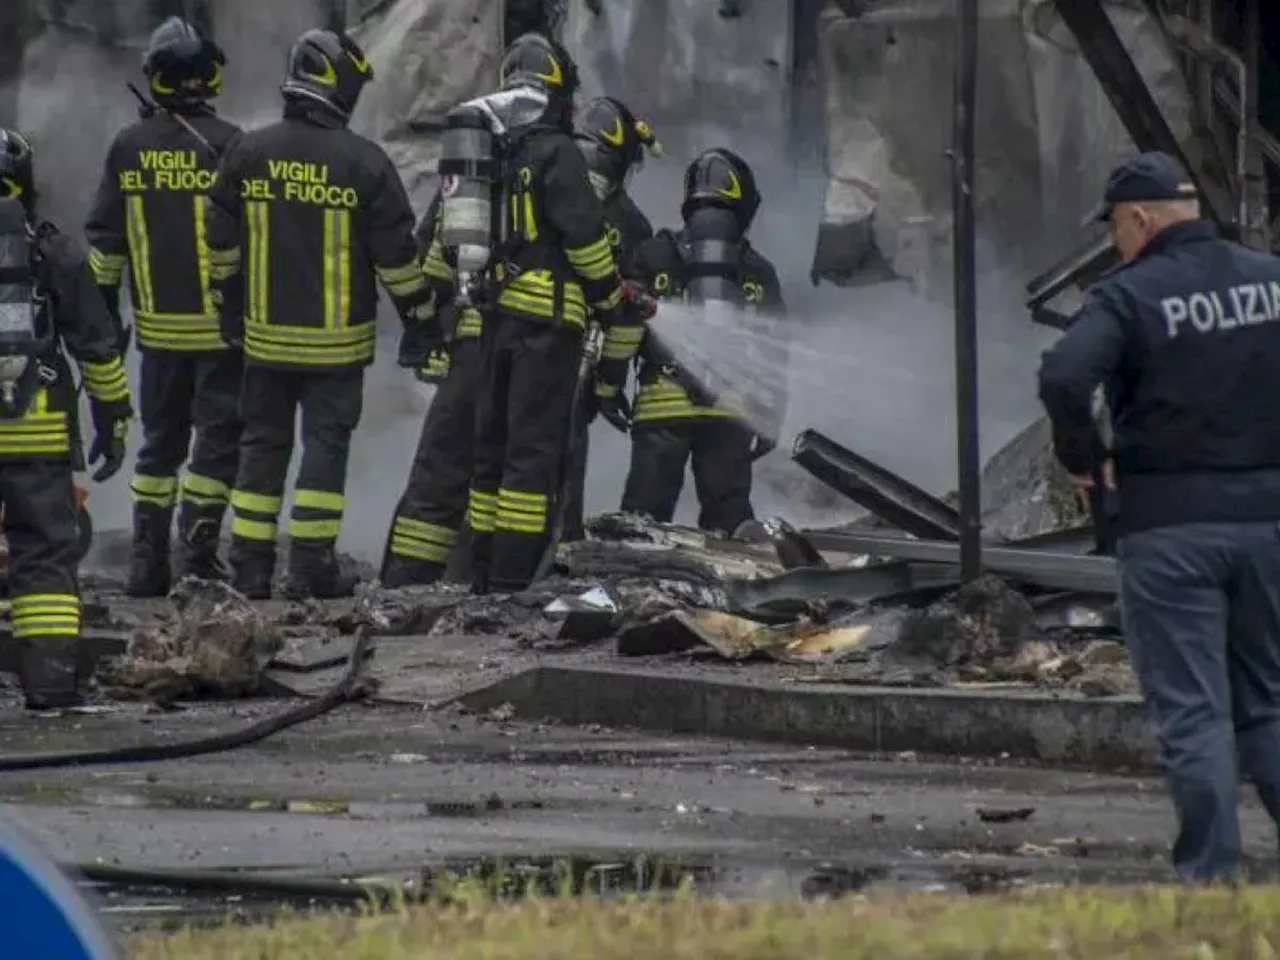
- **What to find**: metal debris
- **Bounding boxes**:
[897,575,1038,669]
[101,579,284,702]
[976,806,1036,824]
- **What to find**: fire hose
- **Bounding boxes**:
[0,628,372,773]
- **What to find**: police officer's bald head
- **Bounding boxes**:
[1089,152,1202,262]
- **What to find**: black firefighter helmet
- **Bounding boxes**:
[682,148,761,234]
[280,28,374,123]
[142,16,226,107]
[499,33,579,127]
[575,97,661,189]
[0,129,35,213]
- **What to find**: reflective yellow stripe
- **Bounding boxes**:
[231,490,283,515]
[602,323,644,360]
[497,271,588,328]
[0,409,70,456]
[89,247,126,286]
[390,516,458,564]
[182,472,229,507]
[80,357,130,403]
[376,259,428,297]
[246,200,269,324]
[294,489,344,512]
[134,312,225,352]
[125,195,155,315]
[455,308,483,338]
[193,194,215,318]
[244,320,376,368]
[467,489,498,534]
[423,240,452,282]
[495,487,548,535]
[634,378,736,423]
[288,518,342,540]
[564,235,616,281]
[231,516,276,541]
[12,593,80,639]
[132,473,179,507]
[323,208,352,331]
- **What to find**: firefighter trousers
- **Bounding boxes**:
[621,420,756,534]
[468,314,581,591]
[1,459,82,651]
[228,365,363,566]
[382,337,484,585]
[128,349,244,531]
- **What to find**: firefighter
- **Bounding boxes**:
[465,34,645,593]
[86,16,243,597]
[562,96,660,541]
[205,27,440,600]
[379,192,483,588]
[0,129,133,708]
[615,148,787,534]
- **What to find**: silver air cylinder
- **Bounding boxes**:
[0,199,35,407]
[438,104,496,299]
[682,206,748,408]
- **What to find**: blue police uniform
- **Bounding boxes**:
[1039,152,1280,882]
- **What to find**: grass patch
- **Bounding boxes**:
[130,885,1280,959]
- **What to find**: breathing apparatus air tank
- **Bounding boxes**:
[0,198,41,414]
[438,103,496,303]
[677,205,750,408]
[437,86,549,305]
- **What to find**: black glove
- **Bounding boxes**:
[213,288,243,350]
[88,399,131,482]
[749,433,777,461]
[599,392,632,433]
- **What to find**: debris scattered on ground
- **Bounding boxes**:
[976,806,1036,824]
[100,578,284,703]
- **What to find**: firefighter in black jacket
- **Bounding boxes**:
[562,96,659,541]
[86,17,242,597]
[379,192,484,587]
[614,149,787,534]
[0,129,133,708]
[465,34,636,593]
[206,28,439,600]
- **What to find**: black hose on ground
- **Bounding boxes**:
[0,628,373,773]
[72,859,406,906]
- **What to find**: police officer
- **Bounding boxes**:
[0,129,133,708]
[614,149,787,535]
[1038,151,1280,882]
[206,27,439,600]
[379,192,483,588]
[465,34,639,593]
[86,17,242,596]
[562,96,659,542]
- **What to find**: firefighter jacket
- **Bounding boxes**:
[626,230,788,432]
[86,108,242,353]
[491,128,624,331]
[418,189,483,381]
[204,107,433,372]
[594,189,655,395]
[0,223,132,462]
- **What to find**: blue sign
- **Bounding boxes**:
[0,818,119,958]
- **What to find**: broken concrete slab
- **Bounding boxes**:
[458,663,1154,772]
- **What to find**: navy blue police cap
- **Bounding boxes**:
[1087,151,1199,224]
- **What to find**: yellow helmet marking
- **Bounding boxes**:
[348,51,371,74]
[715,170,743,201]
[534,56,564,87]
[601,116,626,147]
[302,55,338,87]
[0,178,22,199]
[151,75,177,95]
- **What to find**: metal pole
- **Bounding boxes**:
[1239,0,1270,250]
[951,0,981,580]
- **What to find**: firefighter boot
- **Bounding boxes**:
[18,636,84,710]
[230,543,275,600]
[176,505,230,582]
[126,503,173,597]
[380,554,445,589]
[283,543,359,600]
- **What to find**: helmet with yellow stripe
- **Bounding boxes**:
[499,33,579,128]
[280,28,374,124]
[142,17,226,109]
[682,148,760,233]
[0,129,34,214]
[575,97,661,192]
